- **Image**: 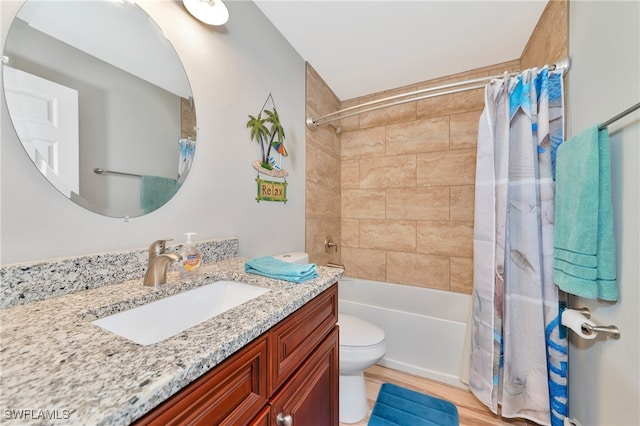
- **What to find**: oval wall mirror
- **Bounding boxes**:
[2,0,196,218]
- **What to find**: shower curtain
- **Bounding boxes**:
[469,67,567,426]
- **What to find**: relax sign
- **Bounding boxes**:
[256,178,287,203]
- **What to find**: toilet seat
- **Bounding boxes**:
[339,314,385,347]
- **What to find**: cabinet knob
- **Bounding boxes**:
[276,413,293,426]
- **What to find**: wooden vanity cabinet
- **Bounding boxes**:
[135,335,268,426]
[135,284,338,426]
[268,282,339,395]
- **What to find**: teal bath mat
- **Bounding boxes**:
[368,383,459,426]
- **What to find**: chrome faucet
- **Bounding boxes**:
[144,252,182,287]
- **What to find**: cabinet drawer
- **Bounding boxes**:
[135,335,268,426]
[269,284,338,394]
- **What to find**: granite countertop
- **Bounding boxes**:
[0,258,343,425]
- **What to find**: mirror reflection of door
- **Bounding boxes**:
[4,65,79,197]
[2,0,196,218]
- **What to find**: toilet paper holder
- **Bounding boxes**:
[580,322,621,339]
[573,307,591,319]
[565,307,621,339]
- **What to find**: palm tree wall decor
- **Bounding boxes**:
[246,94,288,178]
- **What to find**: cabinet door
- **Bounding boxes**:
[135,335,268,426]
[269,284,338,395]
[270,327,339,426]
[249,406,270,426]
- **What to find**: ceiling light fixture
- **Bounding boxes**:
[182,0,229,26]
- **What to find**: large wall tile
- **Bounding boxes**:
[306,143,319,184]
[386,187,449,221]
[307,139,340,188]
[416,88,484,119]
[315,149,341,189]
[417,149,476,186]
[360,220,417,252]
[341,219,360,248]
[386,116,450,155]
[450,110,482,150]
[307,181,341,219]
[341,126,386,160]
[341,247,386,281]
[342,189,386,219]
[359,102,417,129]
[417,221,473,257]
[359,154,417,188]
[386,251,450,290]
[450,256,473,294]
[341,160,360,189]
[450,185,475,222]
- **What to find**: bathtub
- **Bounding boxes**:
[338,277,471,389]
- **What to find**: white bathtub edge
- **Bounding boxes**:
[339,277,471,391]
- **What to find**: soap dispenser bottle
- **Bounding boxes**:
[179,232,202,279]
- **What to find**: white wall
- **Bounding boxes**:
[567,1,639,424]
[0,0,306,264]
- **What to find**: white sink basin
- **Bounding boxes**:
[92,281,270,345]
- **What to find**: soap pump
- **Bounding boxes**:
[179,232,202,278]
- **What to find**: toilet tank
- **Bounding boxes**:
[273,252,309,264]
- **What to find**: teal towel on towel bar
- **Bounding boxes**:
[140,175,180,214]
[553,125,617,301]
[244,256,318,283]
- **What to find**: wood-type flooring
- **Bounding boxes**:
[339,365,537,426]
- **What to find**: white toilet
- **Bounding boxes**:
[273,253,387,424]
[338,313,386,423]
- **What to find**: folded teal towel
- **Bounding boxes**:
[244,256,318,283]
[141,175,180,214]
[553,125,617,301]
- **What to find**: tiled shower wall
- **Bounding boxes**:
[305,1,567,294]
[338,60,519,294]
[305,65,341,266]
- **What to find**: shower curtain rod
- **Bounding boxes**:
[598,102,640,130]
[306,57,571,130]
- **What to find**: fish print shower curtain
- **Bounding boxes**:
[469,67,567,426]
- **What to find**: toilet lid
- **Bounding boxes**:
[338,314,385,347]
